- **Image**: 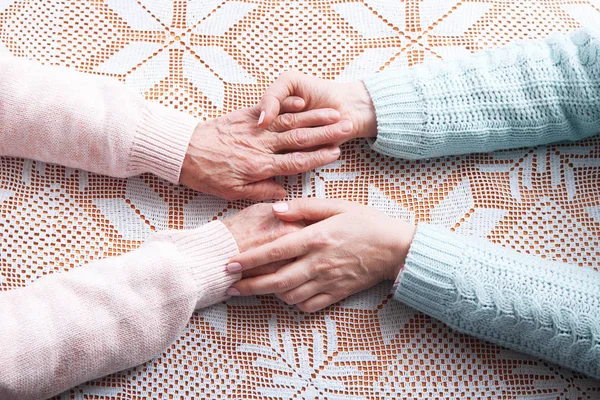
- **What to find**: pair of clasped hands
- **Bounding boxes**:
[181,73,415,312]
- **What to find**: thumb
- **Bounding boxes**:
[258,71,303,128]
[271,198,351,222]
[242,180,287,201]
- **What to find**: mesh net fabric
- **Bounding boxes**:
[0,0,599,398]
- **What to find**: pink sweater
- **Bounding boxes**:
[0,56,240,399]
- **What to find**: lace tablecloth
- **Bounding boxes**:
[1,0,599,398]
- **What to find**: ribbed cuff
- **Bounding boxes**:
[393,224,463,321]
[362,70,428,159]
[128,103,199,184]
[170,221,240,309]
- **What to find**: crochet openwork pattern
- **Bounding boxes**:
[1,0,599,398]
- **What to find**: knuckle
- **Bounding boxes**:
[280,155,302,174]
[280,113,295,127]
[320,125,335,141]
[242,157,258,171]
[274,278,291,293]
[268,246,286,260]
[261,158,277,176]
[307,262,320,277]
[279,292,297,305]
[292,152,307,169]
[252,158,272,176]
[319,259,336,273]
[311,231,331,248]
[292,129,308,145]
[309,151,326,167]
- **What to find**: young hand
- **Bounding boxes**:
[180,105,352,200]
[226,199,416,312]
[257,72,378,140]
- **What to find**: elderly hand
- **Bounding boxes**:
[180,105,352,200]
[222,203,304,253]
[256,71,378,140]
[225,199,416,312]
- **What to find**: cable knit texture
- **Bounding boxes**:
[0,221,239,400]
[363,28,600,159]
[365,28,600,379]
[396,224,600,379]
[0,56,198,183]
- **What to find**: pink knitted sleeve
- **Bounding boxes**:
[0,221,239,400]
[0,55,198,183]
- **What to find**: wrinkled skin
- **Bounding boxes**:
[180,105,354,200]
[222,203,303,253]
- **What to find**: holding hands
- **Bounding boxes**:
[185,71,410,312]
[180,103,353,200]
[180,72,376,201]
[226,199,415,312]
[216,73,411,312]
[257,72,378,139]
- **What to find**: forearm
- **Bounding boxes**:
[363,28,600,159]
[0,221,238,400]
[0,56,198,182]
[394,224,600,378]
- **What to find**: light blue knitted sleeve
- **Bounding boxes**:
[395,224,600,378]
[363,29,600,159]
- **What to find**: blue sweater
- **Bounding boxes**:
[363,28,600,379]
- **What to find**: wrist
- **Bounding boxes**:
[343,82,377,138]
[179,120,214,191]
[386,219,416,281]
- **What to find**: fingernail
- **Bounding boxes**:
[294,99,305,108]
[227,262,242,272]
[227,288,241,296]
[327,110,340,120]
[340,120,353,133]
[272,202,289,213]
[330,147,341,155]
[258,110,265,126]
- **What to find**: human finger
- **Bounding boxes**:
[279,96,305,113]
[268,146,340,176]
[269,109,341,133]
[227,259,314,296]
[270,198,353,222]
[297,293,340,313]
[257,71,305,128]
[228,228,314,272]
[275,280,322,305]
[239,179,286,201]
[271,120,352,151]
[242,260,290,278]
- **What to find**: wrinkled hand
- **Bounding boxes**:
[257,71,378,140]
[180,105,353,200]
[225,199,416,312]
[222,203,304,253]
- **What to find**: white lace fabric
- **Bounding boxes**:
[0,0,599,398]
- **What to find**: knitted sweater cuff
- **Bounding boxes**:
[392,224,460,321]
[362,70,428,159]
[128,103,199,184]
[170,221,240,309]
